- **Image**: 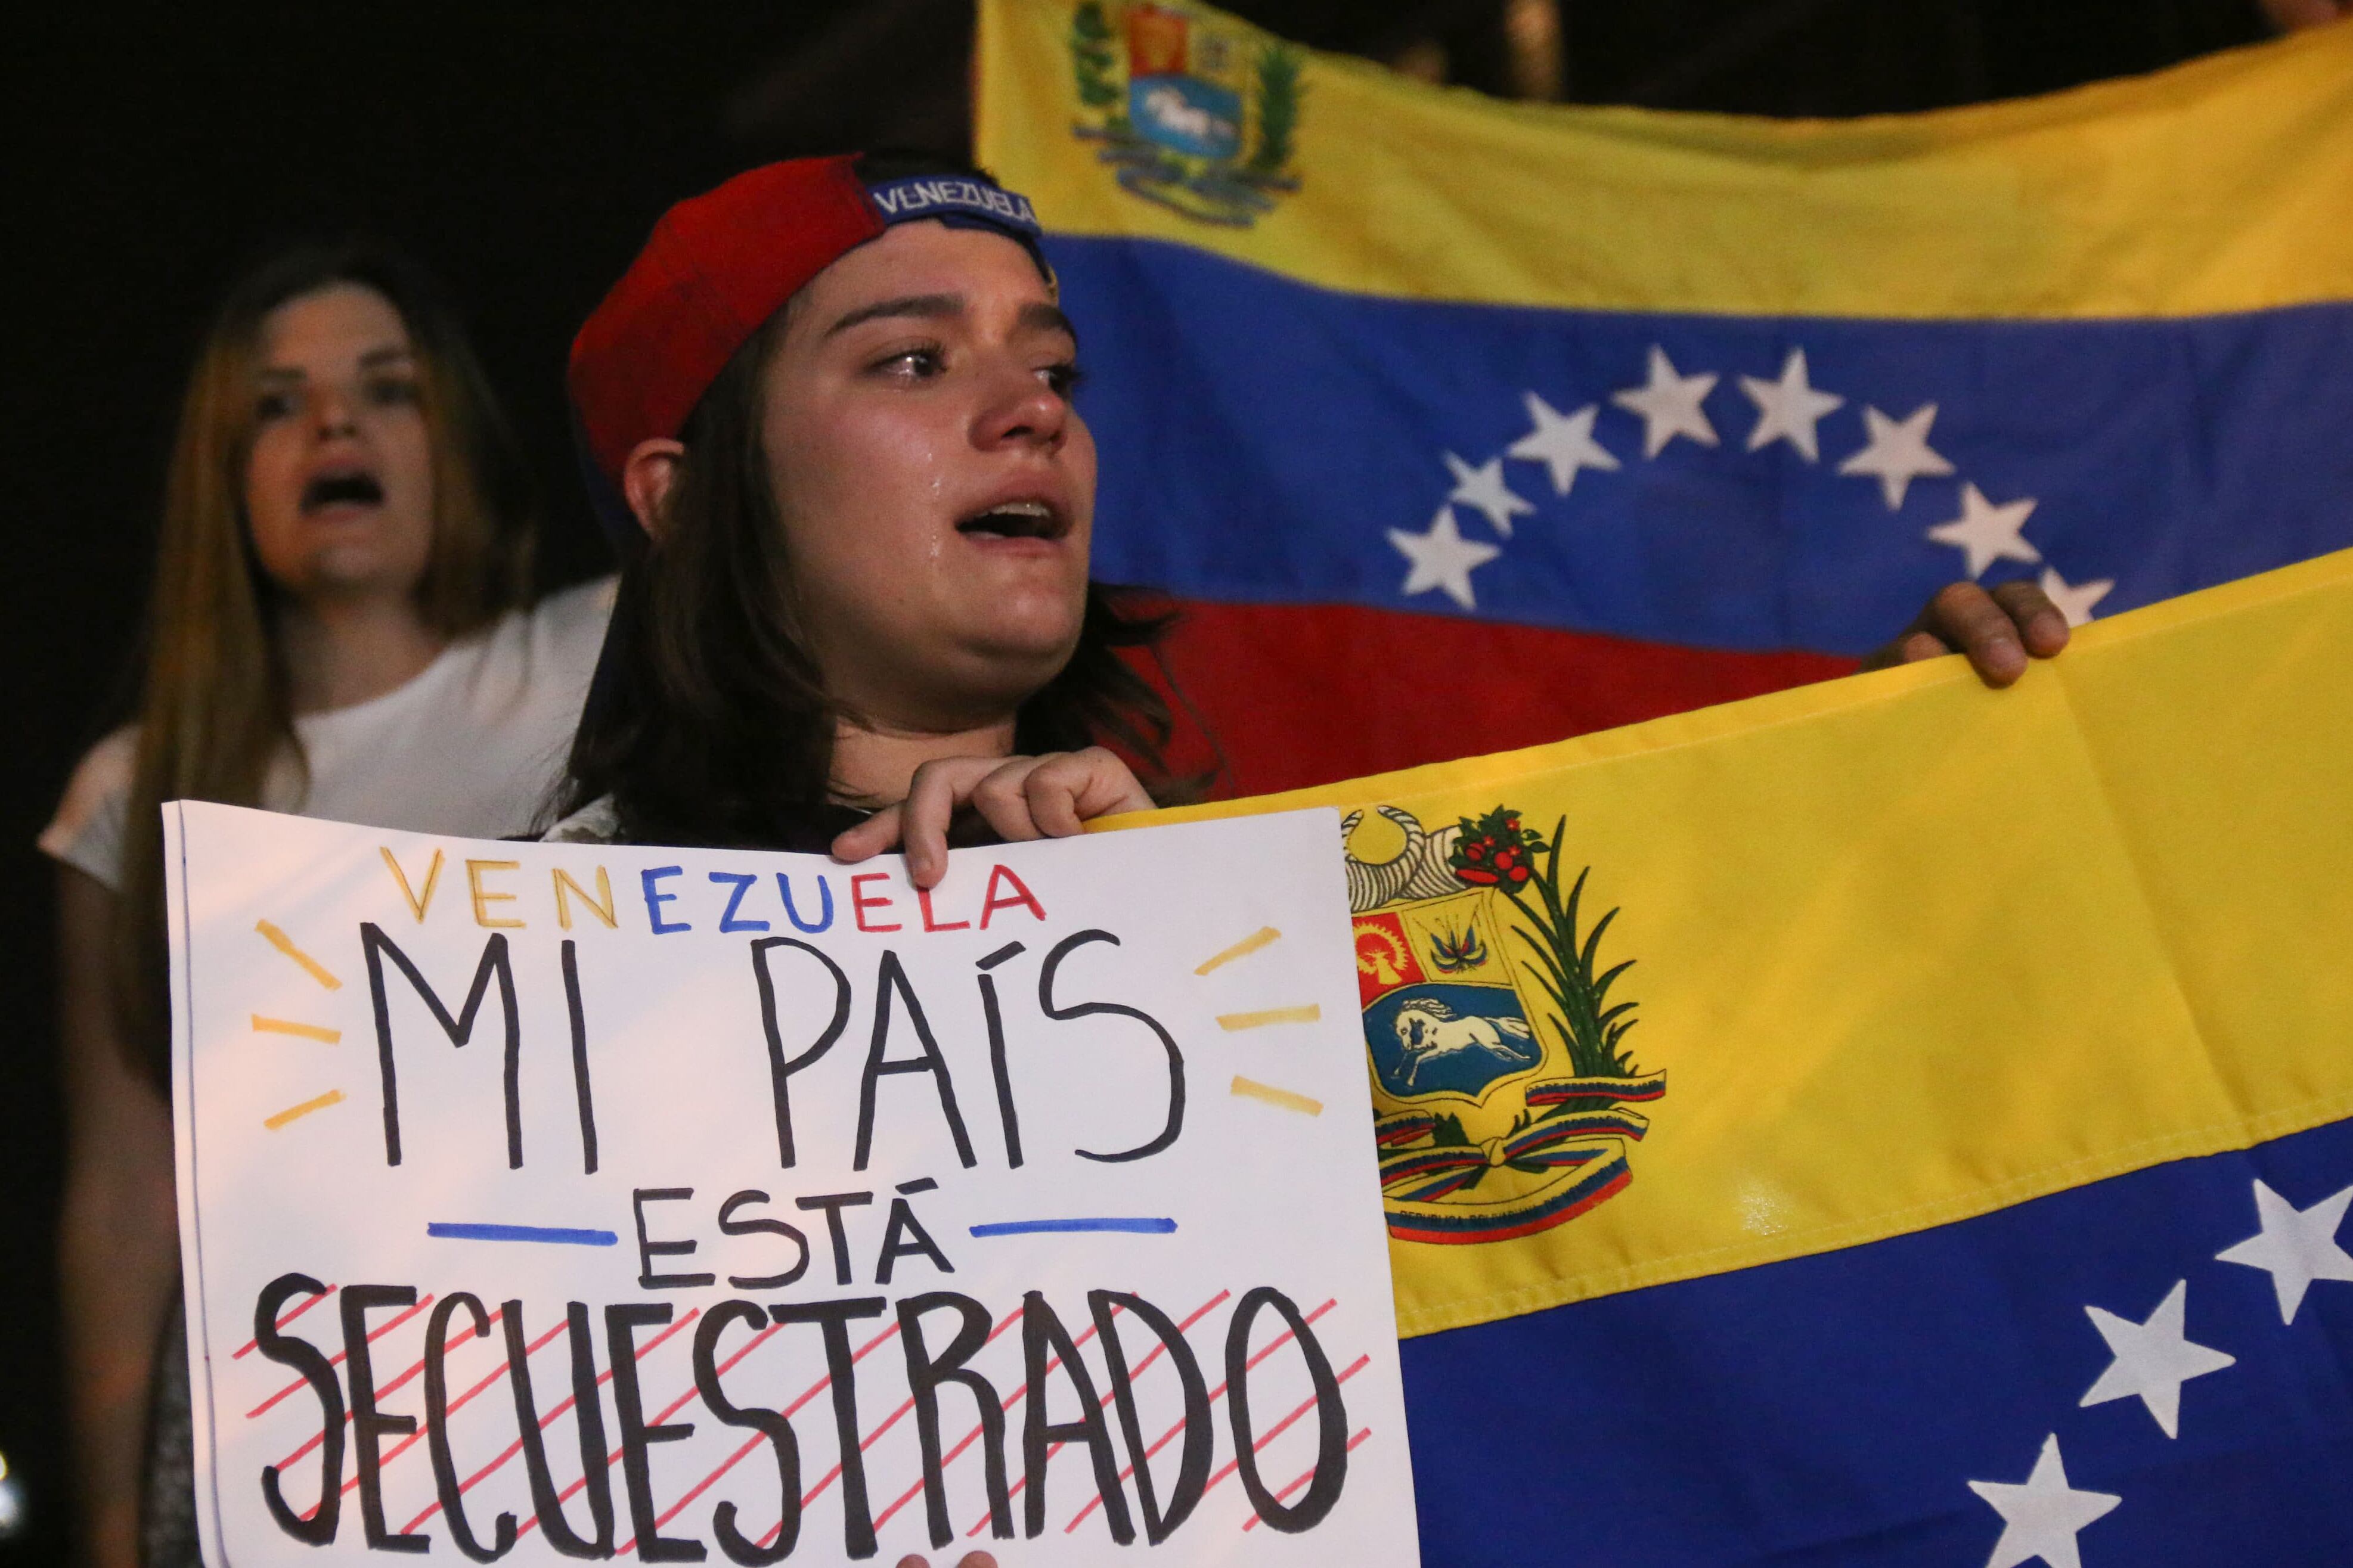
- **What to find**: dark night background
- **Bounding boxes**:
[0,1,2284,1556]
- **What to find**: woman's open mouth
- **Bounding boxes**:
[955,498,1069,544]
[299,468,385,514]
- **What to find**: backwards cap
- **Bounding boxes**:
[566,154,1046,537]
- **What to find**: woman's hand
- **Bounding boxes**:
[897,1555,998,1568]
[832,747,1153,889]
[1864,579,2070,687]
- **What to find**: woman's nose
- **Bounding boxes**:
[308,384,359,440]
[974,356,1068,451]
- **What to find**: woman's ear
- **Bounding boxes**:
[621,438,686,541]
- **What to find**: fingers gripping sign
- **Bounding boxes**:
[1867,579,2072,687]
[833,749,1154,889]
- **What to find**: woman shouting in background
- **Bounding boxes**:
[45,244,610,1566]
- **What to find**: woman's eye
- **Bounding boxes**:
[1041,361,1086,399]
[364,376,421,408]
[875,345,946,380]
[255,390,295,422]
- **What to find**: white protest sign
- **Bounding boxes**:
[163,801,1417,1566]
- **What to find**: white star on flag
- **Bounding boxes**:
[2216,1178,2353,1324]
[1443,452,1534,538]
[1837,402,1956,510]
[2078,1280,2236,1438]
[1507,392,1620,495]
[1390,505,1501,610]
[1739,347,1844,462]
[1967,1435,2121,1568]
[1611,345,1719,458]
[2039,567,2115,628]
[1926,483,2041,578]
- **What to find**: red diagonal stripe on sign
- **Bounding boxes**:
[956,1309,1118,1539]
[398,1307,697,1538]
[272,1305,525,1480]
[633,1317,904,1554]
[353,1312,566,1483]
[1063,1296,1335,1536]
[234,1284,339,1359]
[860,1306,1031,1536]
[1241,1426,1372,1531]
[513,1309,702,1540]
[1200,1353,1371,1505]
[248,1296,434,1420]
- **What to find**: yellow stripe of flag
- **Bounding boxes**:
[979,0,2353,319]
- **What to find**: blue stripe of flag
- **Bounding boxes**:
[1054,236,2353,657]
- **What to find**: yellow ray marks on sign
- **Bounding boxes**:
[1232,1075,1324,1116]
[254,920,341,990]
[1218,1004,1323,1031]
[263,1089,346,1130]
[1195,926,1281,976]
[380,846,445,923]
[252,1016,340,1044]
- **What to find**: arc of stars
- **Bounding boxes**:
[1385,340,2115,628]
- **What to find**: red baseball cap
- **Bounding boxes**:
[568,154,1047,536]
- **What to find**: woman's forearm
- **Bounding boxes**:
[56,865,180,1568]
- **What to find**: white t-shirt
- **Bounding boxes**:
[41,577,616,890]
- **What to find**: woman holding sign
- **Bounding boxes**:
[47,244,610,1568]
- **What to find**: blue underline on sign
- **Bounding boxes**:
[426,1222,619,1246]
[968,1217,1179,1238]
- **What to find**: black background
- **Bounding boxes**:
[0,1,2273,1556]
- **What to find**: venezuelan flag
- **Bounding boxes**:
[1121,546,2353,1564]
[978,2,2353,795]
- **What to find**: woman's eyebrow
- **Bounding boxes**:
[1018,302,1080,346]
[256,344,413,381]
[824,293,962,338]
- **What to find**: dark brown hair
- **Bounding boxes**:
[114,241,537,1076]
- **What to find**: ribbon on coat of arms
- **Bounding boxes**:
[1347,805,1667,1245]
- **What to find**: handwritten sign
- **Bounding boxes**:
[163,802,1416,1565]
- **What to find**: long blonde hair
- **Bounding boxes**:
[115,244,537,1076]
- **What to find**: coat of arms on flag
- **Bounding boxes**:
[1067,1,1302,226]
[1348,805,1666,1246]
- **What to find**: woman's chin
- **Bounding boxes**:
[941,622,1086,706]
